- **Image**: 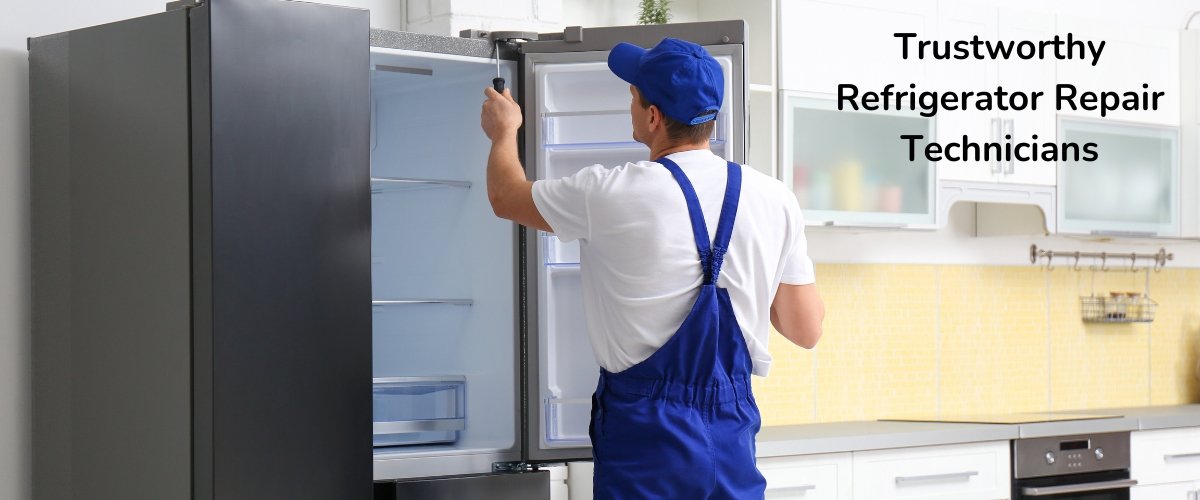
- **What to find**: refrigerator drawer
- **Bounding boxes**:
[373,376,466,447]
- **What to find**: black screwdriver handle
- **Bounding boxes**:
[493,77,506,92]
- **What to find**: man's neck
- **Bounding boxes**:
[650,140,710,161]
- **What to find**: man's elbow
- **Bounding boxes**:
[796,324,822,349]
[488,189,514,221]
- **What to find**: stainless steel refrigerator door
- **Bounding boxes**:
[368,31,524,481]
[520,22,747,463]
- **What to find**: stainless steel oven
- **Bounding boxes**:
[1012,432,1137,499]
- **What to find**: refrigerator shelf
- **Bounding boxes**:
[371,176,472,193]
[541,109,628,118]
[372,299,473,306]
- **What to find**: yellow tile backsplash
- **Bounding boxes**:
[754,264,1200,425]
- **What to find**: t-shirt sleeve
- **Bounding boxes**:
[531,164,608,243]
[780,194,816,285]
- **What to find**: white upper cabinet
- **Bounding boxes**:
[780,0,935,94]
[935,5,1057,186]
[1056,16,1180,126]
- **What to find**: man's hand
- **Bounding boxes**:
[481,87,523,142]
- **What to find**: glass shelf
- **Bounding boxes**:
[372,299,473,306]
[371,176,472,193]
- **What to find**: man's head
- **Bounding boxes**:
[607,38,723,152]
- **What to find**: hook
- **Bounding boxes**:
[1045,251,1055,271]
[1073,252,1082,272]
[1131,253,1139,273]
[1101,252,1109,272]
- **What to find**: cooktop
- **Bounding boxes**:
[882,412,1122,424]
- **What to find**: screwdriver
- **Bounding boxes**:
[493,40,505,92]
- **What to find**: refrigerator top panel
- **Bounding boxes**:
[371,28,518,61]
[501,20,747,54]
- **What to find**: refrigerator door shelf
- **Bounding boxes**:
[544,397,591,446]
[373,376,467,448]
[542,233,580,267]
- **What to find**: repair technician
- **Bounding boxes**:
[480,37,825,499]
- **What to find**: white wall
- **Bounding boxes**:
[0,2,402,498]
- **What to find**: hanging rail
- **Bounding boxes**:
[1029,244,1173,272]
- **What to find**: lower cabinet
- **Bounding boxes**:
[1131,427,1200,499]
[1131,481,1198,500]
[760,453,853,499]
[852,441,1011,500]
[555,440,1013,499]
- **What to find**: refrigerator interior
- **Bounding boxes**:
[369,47,518,461]
[532,53,736,448]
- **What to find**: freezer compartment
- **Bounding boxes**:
[373,377,466,447]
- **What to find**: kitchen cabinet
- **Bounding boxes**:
[780,0,935,93]
[1131,482,1199,500]
[851,441,1011,500]
[935,5,1057,186]
[781,93,937,227]
[29,2,749,498]
[1131,427,1200,495]
[1057,118,1180,236]
[1056,16,1180,127]
[777,0,937,222]
[760,453,853,499]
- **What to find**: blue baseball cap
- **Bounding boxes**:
[607,38,723,125]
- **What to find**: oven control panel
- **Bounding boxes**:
[1013,431,1130,479]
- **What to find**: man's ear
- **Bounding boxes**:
[647,104,662,133]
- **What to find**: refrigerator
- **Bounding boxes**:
[29,0,746,498]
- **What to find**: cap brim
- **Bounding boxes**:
[607,42,645,85]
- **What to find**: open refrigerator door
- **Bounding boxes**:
[517,22,747,462]
[368,36,522,480]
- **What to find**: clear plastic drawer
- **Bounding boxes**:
[373,376,466,447]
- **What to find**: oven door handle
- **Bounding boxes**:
[1021,478,1138,496]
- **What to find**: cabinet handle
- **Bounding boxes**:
[990,118,1003,174]
[1003,118,1016,175]
[770,484,816,494]
[1164,452,1200,461]
[895,470,979,485]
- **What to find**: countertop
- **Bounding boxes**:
[756,404,1200,458]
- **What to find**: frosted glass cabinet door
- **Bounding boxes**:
[781,93,936,227]
[1058,118,1179,236]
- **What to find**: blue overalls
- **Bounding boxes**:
[590,157,767,499]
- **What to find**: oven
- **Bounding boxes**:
[1012,432,1137,499]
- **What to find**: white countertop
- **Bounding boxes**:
[756,404,1200,458]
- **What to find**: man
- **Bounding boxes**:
[480,37,824,499]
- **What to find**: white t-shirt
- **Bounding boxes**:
[531,149,815,377]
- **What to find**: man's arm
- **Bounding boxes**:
[771,283,824,349]
[481,87,552,232]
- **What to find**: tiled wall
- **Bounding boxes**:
[753,265,1200,426]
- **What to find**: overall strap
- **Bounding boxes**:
[657,157,743,284]
[710,161,742,282]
